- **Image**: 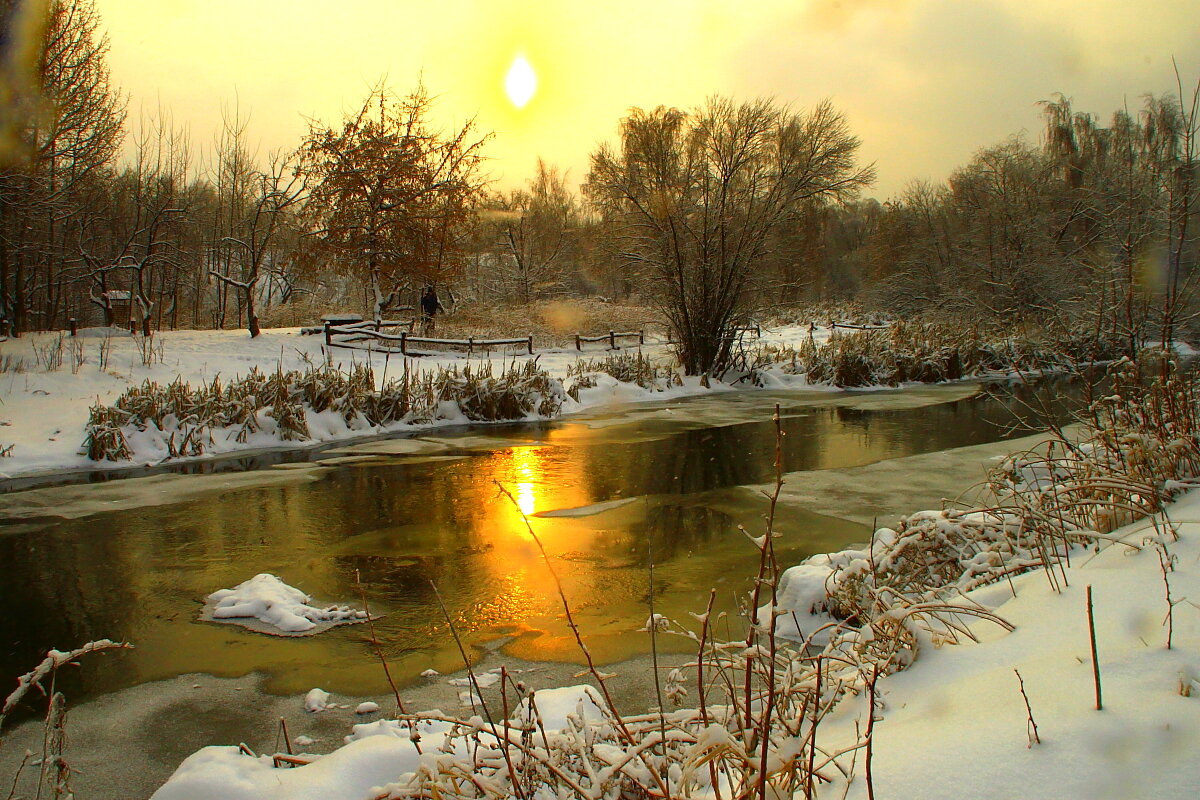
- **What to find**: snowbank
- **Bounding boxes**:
[150,686,607,800]
[203,574,367,635]
[811,491,1200,799]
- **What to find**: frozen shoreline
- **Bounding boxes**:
[0,323,836,484]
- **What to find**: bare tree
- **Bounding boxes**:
[586,97,874,375]
[296,81,489,320]
[204,108,304,337]
[0,0,124,334]
[489,158,576,303]
[207,154,302,337]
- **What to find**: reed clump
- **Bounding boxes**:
[82,360,565,462]
[795,320,1124,388]
[565,351,677,398]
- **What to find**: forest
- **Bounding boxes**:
[2,0,1197,375]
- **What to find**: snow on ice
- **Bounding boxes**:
[204,574,366,635]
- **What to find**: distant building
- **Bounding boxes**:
[101,290,132,327]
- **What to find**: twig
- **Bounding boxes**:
[353,570,408,719]
[1014,668,1041,746]
[429,580,526,800]
[279,717,293,756]
[647,542,667,758]
[865,662,880,800]
[1087,585,1102,710]
[492,480,671,800]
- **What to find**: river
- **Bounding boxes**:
[0,379,1079,708]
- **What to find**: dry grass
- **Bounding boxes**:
[83,360,565,462]
[794,320,1125,388]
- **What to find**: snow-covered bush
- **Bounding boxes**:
[796,319,1125,388]
[427,359,565,421]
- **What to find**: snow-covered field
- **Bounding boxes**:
[0,324,826,481]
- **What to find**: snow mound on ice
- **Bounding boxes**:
[203,574,367,635]
[304,688,330,712]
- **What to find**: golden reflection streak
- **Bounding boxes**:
[480,444,587,651]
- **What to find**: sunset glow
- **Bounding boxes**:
[505,54,537,109]
[93,0,1200,195]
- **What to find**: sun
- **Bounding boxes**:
[505,54,537,109]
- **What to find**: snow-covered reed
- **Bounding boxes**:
[82,359,566,462]
[565,350,677,397]
[790,319,1125,388]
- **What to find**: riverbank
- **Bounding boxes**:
[0,323,827,484]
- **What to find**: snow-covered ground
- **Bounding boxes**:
[815,499,1200,799]
[0,324,827,481]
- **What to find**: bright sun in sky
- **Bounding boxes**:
[505,54,537,109]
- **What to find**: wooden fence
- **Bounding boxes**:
[324,321,533,356]
[574,330,645,350]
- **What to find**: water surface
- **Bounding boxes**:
[0,380,1078,702]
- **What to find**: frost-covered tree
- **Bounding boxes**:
[586,97,873,375]
[297,82,489,320]
[489,158,577,303]
[0,0,125,334]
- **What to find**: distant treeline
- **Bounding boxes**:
[3,1,1197,359]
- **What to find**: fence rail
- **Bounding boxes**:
[302,318,414,336]
[574,330,645,350]
[324,321,533,355]
[829,322,889,331]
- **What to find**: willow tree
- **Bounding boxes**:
[297,82,489,319]
[585,97,873,375]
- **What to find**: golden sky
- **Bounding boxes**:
[96,0,1200,198]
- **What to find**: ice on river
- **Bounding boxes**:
[202,574,367,635]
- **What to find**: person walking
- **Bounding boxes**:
[420,287,443,335]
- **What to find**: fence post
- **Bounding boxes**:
[639,329,644,345]
[527,335,534,355]
[374,318,381,332]
[324,321,332,347]
[400,331,407,355]
[69,318,77,336]
[609,330,616,349]
[468,336,474,356]
[576,333,581,351]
